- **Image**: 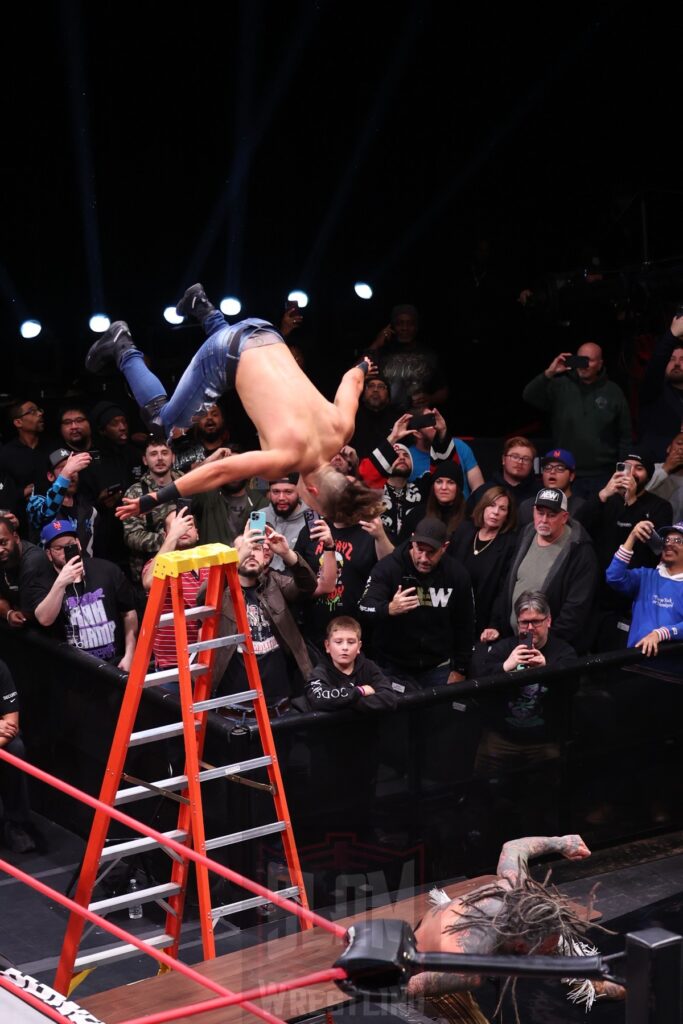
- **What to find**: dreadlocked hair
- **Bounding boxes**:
[444,872,613,1024]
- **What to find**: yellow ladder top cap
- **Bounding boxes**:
[153,543,239,579]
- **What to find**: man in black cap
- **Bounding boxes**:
[26,448,94,548]
[574,450,673,650]
[359,516,475,687]
[517,448,584,525]
[265,473,311,571]
[79,401,142,509]
[575,450,672,571]
[484,488,598,652]
[350,374,399,460]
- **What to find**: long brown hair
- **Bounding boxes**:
[425,479,465,535]
[472,485,516,534]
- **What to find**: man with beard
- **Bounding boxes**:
[212,525,317,712]
[359,438,422,544]
[647,431,683,522]
[0,399,54,500]
[122,439,184,582]
[639,312,683,461]
[191,445,268,545]
[0,514,49,626]
[350,375,398,460]
[194,403,231,454]
[574,450,672,650]
[265,473,310,570]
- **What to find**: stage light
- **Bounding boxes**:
[354,282,373,300]
[163,306,184,325]
[287,290,308,308]
[220,297,242,316]
[89,314,111,333]
[19,319,42,339]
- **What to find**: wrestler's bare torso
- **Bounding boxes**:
[116,338,368,518]
[236,341,351,474]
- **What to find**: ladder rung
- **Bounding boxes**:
[211,886,299,922]
[187,633,245,654]
[205,821,287,851]
[143,662,208,688]
[192,690,257,713]
[115,756,273,805]
[100,830,188,860]
[129,721,200,746]
[74,932,174,969]
[159,605,215,624]
[89,882,181,914]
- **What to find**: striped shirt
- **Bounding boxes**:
[143,561,210,668]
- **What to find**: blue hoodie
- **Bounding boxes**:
[606,546,683,645]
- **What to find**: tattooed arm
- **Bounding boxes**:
[497,835,591,886]
[406,912,497,997]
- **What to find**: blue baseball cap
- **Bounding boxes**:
[40,519,78,546]
[541,448,576,471]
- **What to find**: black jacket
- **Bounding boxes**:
[639,329,683,460]
[304,651,399,712]
[358,542,475,674]
[447,521,517,636]
[491,521,599,652]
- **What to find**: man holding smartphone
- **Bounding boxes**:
[27,520,138,672]
[523,342,632,497]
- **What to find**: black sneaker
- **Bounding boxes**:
[85,321,136,374]
[4,822,36,854]
[175,283,216,322]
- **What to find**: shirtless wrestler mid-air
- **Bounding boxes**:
[84,284,382,525]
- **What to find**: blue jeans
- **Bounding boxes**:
[120,311,277,433]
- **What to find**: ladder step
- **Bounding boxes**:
[115,756,273,805]
[188,633,245,654]
[159,605,215,624]
[212,886,299,922]
[74,932,174,969]
[89,882,181,914]
[129,721,200,746]
[100,830,188,861]
[143,662,208,688]
[192,690,257,713]
[205,821,287,851]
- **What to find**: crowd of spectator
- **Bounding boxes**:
[3,302,683,854]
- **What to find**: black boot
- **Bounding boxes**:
[175,283,216,323]
[85,321,137,374]
[140,395,168,435]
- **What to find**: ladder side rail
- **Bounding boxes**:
[55,574,171,994]
[164,573,216,961]
[223,561,312,928]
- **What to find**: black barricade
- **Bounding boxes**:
[3,625,683,913]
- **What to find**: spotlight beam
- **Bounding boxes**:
[182,3,317,290]
[60,1,105,313]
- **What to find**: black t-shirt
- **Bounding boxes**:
[0,660,19,715]
[220,587,290,705]
[0,541,49,615]
[295,523,377,647]
[26,556,135,662]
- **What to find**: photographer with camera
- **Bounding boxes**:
[522,342,632,497]
[29,520,137,671]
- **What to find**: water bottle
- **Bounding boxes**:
[128,877,143,920]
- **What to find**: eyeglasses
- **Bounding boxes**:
[18,406,43,418]
[663,536,683,546]
[543,463,569,473]
[61,416,88,426]
[518,617,548,628]
[506,453,533,464]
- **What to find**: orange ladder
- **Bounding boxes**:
[55,542,310,995]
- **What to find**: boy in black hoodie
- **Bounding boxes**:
[305,616,398,711]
